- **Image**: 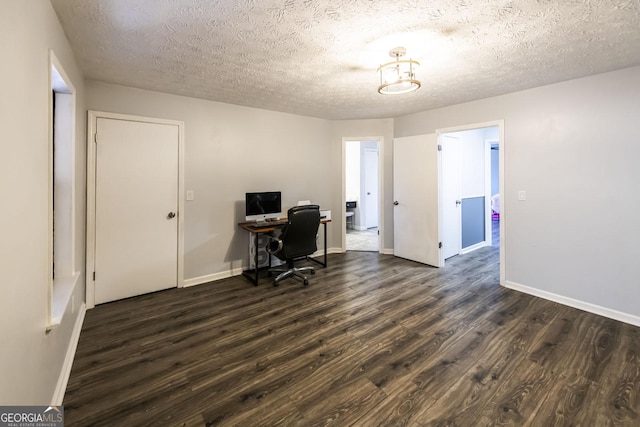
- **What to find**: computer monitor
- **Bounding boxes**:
[245,191,282,221]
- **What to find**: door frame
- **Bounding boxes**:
[86,111,185,309]
[485,138,499,246]
[341,137,384,253]
[436,120,505,285]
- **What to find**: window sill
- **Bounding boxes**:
[47,271,80,332]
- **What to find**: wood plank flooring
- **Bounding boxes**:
[64,248,640,426]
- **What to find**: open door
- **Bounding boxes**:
[393,134,442,267]
[364,148,379,229]
[441,134,461,259]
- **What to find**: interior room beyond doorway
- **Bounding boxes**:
[345,140,379,252]
[440,125,501,259]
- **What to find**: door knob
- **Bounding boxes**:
[367,192,371,195]
[393,201,399,205]
[167,212,176,219]
[455,200,462,206]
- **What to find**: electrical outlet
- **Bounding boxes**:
[186,190,194,201]
[518,190,527,201]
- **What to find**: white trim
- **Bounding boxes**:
[504,281,640,328]
[51,303,86,405]
[435,120,505,285]
[86,111,185,308]
[436,135,445,267]
[460,241,485,254]
[183,247,344,287]
[47,271,80,330]
[498,123,505,286]
[342,136,384,254]
[184,270,244,287]
[484,139,496,246]
[381,249,394,255]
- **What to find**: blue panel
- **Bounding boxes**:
[462,197,485,248]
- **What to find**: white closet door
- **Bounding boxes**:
[94,117,179,304]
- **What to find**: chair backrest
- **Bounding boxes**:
[279,205,321,260]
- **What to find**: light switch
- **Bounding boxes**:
[518,190,527,201]
[186,190,194,201]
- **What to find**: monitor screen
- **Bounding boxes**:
[245,191,282,221]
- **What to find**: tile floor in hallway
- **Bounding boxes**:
[346,227,378,251]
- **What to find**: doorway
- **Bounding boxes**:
[86,111,185,308]
[391,121,504,283]
[344,138,382,252]
[439,126,501,257]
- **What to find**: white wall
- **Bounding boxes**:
[85,82,397,278]
[0,2,86,404]
[86,81,335,281]
[395,66,640,323]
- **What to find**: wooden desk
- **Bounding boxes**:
[238,218,331,285]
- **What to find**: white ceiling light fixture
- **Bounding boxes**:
[377,47,421,95]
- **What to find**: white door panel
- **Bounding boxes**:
[393,134,442,267]
[364,149,379,229]
[95,118,179,304]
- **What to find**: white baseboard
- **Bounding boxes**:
[183,268,244,287]
[183,248,345,288]
[381,249,394,255]
[461,241,485,255]
[504,280,640,327]
[52,303,86,405]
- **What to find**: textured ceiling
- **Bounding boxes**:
[51,0,640,120]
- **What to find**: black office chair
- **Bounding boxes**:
[266,205,321,286]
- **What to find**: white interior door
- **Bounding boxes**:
[441,134,461,259]
[94,117,179,304]
[364,148,379,229]
[393,134,442,267]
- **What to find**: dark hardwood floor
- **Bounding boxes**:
[64,248,640,426]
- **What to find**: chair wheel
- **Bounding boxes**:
[273,281,279,287]
[303,279,309,286]
[310,270,316,275]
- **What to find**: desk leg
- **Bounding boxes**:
[254,232,259,285]
[323,221,327,266]
[241,231,260,286]
[308,222,328,268]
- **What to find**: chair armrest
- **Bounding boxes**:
[264,234,283,254]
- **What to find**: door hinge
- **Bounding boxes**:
[439,242,443,248]
[437,144,442,151]
[93,271,96,281]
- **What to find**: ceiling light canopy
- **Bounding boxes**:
[377,47,421,95]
